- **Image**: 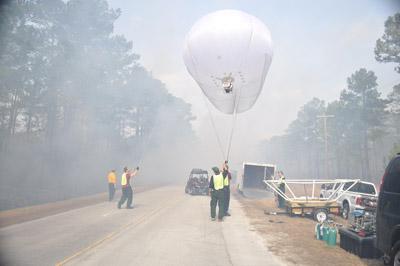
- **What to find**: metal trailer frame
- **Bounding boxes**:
[264,179,361,222]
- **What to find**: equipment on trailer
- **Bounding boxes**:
[264,179,361,222]
[348,196,377,236]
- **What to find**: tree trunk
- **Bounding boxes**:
[363,129,370,180]
[8,88,19,136]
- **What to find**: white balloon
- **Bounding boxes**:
[183,9,273,114]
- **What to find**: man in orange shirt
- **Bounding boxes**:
[107,170,117,201]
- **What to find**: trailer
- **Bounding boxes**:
[239,162,276,190]
[264,179,361,222]
[237,162,276,198]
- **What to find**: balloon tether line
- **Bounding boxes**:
[186,42,226,161]
[225,24,253,162]
[201,93,226,161]
[225,85,241,162]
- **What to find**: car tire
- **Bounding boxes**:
[383,251,395,265]
[314,209,328,223]
[342,202,349,220]
[390,241,400,266]
[383,254,391,265]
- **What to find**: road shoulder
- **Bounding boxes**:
[236,193,382,266]
[223,195,286,265]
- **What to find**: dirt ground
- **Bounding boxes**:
[236,193,383,266]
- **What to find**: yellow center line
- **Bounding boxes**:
[55,198,179,266]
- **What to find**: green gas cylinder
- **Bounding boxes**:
[322,225,329,243]
[327,227,337,246]
[315,223,324,240]
[319,224,324,240]
[315,223,321,240]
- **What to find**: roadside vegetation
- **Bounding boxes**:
[0,0,196,210]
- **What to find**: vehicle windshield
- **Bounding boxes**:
[358,183,376,194]
[343,182,357,191]
[342,181,376,194]
[191,173,208,179]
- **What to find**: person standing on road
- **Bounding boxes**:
[222,162,232,216]
[107,170,117,201]
[209,166,225,221]
[277,171,286,208]
[118,166,139,209]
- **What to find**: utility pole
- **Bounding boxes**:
[317,114,334,179]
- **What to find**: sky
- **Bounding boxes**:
[107,0,400,167]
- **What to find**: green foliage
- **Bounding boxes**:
[375,12,400,159]
[287,97,326,142]
[386,85,400,138]
[375,13,400,73]
[340,68,386,136]
[389,142,400,160]
[388,84,400,114]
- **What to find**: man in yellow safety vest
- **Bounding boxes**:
[107,170,117,201]
[209,166,225,221]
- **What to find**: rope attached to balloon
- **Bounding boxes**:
[225,84,242,161]
[201,93,226,161]
[202,81,241,163]
[224,24,252,162]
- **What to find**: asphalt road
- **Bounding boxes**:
[0,186,284,266]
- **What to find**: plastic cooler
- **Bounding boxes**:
[338,228,382,259]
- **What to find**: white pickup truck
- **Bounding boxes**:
[320,180,378,219]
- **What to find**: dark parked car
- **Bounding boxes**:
[376,153,400,265]
[185,169,209,195]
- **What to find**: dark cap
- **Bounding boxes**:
[212,167,220,174]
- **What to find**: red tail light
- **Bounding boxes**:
[355,196,362,206]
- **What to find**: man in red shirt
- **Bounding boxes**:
[118,166,139,209]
